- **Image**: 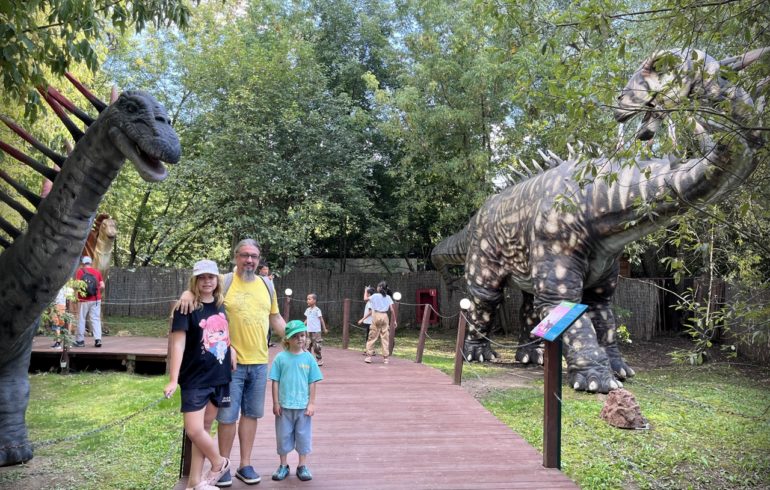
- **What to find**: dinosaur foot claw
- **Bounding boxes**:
[463,338,497,363]
[609,357,636,381]
[568,368,622,393]
[515,342,544,365]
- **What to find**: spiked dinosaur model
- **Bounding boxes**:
[0,77,180,466]
[432,47,768,393]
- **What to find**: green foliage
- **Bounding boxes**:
[37,279,83,344]
[0,0,195,118]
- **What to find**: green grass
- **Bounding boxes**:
[16,319,770,489]
[2,372,181,489]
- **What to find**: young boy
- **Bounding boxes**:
[270,320,323,481]
[304,293,328,366]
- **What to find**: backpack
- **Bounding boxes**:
[222,272,275,304]
[81,270,98,297]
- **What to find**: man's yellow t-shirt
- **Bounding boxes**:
[224,274,279,364]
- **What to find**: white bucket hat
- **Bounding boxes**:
[192,259,219,276]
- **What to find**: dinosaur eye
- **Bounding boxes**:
[125,103,138,113]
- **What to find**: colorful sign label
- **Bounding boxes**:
[530,301,588,341]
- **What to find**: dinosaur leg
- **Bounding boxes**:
[533,258,620,393]
[0,324,36,466]
[514,291,544,365]
[583,277,636,380]
[463,281,501,362]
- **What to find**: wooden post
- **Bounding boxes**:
[282,294,291,321]
[415,303,432,363]
[388,301,399,355]
[543,339,563,469]
[61,343,70,374]
[180,429,192,477]
[453,312,468,385]
[342,298,351,349]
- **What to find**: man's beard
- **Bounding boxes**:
[240,269,256,282]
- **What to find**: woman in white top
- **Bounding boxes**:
[361,281,397,364]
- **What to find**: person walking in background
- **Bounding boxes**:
[74,256,104,348]
[165,260,234,490]
[357,286,375,354]
[304,293,328,366]
[362,281,397,364]
[269,320,323,482]
[177,239,286,487]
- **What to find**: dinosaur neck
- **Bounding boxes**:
[0,119,125,340]
[594,128,760,255]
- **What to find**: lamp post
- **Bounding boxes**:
[388,291,401,355]
[453,298,471,385]
[283,288,292,321]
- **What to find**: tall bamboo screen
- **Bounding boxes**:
[103,267,665,340]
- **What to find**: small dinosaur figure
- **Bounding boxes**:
[83,213,118,277]
[432,47,768,393]
[0,76,180,465]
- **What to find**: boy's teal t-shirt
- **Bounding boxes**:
[269,350,323,409]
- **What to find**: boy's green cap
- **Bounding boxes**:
[285,320,307,339]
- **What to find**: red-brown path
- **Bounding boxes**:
[171,345,577,490]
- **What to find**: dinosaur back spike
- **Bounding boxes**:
[0,140,60,182]
[0,214,21,240]
[0,188,34,222]
[38,87,85,142]
[0,169,42,208]
[64,72,108,112]
[46,87,96,126]
[0,115,67,167]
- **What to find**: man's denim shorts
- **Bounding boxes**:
[217,363,267,424]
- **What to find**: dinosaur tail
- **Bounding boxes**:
[430,224,470,288]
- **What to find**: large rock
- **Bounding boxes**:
[600,388,648,429]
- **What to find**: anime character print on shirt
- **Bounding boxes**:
[199,312,230,364]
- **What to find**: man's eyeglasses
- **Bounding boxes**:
[238,253,260,260]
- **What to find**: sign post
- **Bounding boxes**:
[530,301,588,469]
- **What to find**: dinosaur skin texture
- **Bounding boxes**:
[432,47,768,394]
[0,87,180,466]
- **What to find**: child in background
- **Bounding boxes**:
[357,286,376,354]
[304,293,328,366]
[50,284,74,349]
[270,320,323,482]
[165,259,235,490]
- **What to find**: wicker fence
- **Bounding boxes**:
[103,267,666,340]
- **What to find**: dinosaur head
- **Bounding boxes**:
[615,47,769,142]
[614,48,721,141]
[105,91,181,182]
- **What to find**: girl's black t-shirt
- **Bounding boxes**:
[171,301,231,389]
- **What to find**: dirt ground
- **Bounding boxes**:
[460,334,770,399]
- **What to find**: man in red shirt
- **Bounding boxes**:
[74,256,105,347]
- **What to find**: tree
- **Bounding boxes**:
[0,0,195,117]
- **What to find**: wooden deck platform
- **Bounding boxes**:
[31,335,167,372]
[174,346,576,489]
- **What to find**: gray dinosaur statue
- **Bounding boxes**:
[0,77,180,466]
[432,46,768,393]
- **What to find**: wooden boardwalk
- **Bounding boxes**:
[172,346,576,490]
[31,335,167,371]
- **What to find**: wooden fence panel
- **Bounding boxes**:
[102,268,665,343]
